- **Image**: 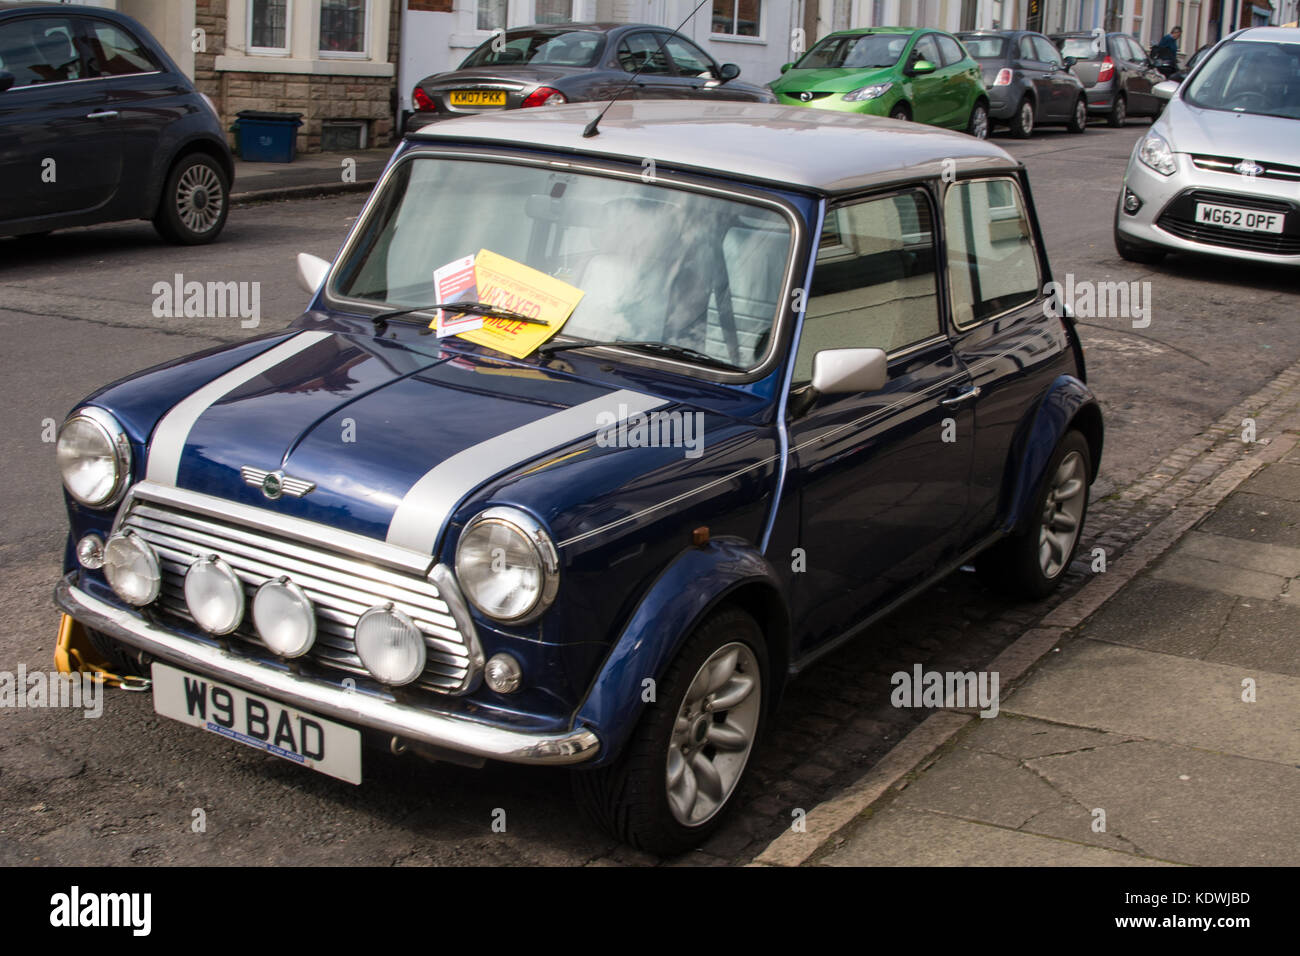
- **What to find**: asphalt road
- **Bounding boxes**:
[1,120,1297,866]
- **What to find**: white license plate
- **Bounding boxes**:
[1194,202,1285,233]
[151,663,361,784]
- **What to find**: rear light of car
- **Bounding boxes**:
[521,87,567,108]
[993,68,1013,86]
[1098,56,1115,82]
[413,86,435,111]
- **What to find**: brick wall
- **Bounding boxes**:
[194,0,400,155]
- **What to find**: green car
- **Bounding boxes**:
[771,27,989,138]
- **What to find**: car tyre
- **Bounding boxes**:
[153,153,229,245]
[967,100,990,139]
[1107,94,1127,127]
[572,605,767,856]
[1010,97,1034,138]
[1067,96,1088,133]
[977,430,1091,600]
[889,102,911,121]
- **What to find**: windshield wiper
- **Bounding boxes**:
[370,301,548,332]
[538,338,737,371]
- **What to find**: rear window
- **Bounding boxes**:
[459,29,602,68]
[1058,36,1103,59]
[960,36,1006,59]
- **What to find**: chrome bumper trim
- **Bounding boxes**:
[55,576,600,766]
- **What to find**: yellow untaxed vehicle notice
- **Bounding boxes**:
[455,249,584,359]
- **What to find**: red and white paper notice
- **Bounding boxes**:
[432,254,482,337]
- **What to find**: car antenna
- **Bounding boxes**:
[583,0,711,138]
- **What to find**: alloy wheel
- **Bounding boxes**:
[175,163,225,235]
[665,641,761,826]
[1038,450,1086,579]
[1020,100,1034,135]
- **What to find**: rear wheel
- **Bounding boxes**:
[573,606,767,856]
[1010,97,1035,138]
[977,430,1091,599]
[967,100,990,138]
[1067,96,1088,133]
[153,153,229,245]
[1107,94,1127,127]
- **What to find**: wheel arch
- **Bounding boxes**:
[150,134,235,216]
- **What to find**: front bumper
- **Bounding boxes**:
[55,574,601,766]
[1117,150,1300,266]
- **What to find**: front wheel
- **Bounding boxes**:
[1067,96,1088,133]
[573,606,767,856]
[1114,224,1167,263]
[153,153,229,245]
[977,430,1091,599]
[889,102,911,121]
[967,101,990,139]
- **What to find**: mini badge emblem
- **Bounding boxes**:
[1234,159,1264,178]
[240,466,315,500]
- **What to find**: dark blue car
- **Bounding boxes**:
[0,2,233,244]
[53,101,1102,854]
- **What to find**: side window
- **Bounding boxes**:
[0,16,85,86]
[913,34,942,66]
[1018,36,1038,61]
[1033,36,1062,67]
[936,34,966,67]
[794,190,941,384]
[84,20,159,76]
[944,178,1040,328]
[617,32,671,74]
[662,35,714,77]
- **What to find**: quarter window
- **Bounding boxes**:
[794,190,942,384]
[0,16,85,86]
[86,21,158,76]
[944,178,1040,328]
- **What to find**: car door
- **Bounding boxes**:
[935,33,976,125]
[1129,37,1164,112]
[1016,33,1053,120]
[941,175,1070,554]
[786,187,974,654]
[1032,34,1072,118]
[76,15,177,214]
[0,13,119,223]
[908,33,949,125]
[659,34,727,101]
[613,30,681,99]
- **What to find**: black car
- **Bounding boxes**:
[1051,31,1166,126]
[0,2,233,244]
[407,22,774,130]
[957,30,1087,137]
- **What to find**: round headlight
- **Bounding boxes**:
[253,577,316,658]
[454,507,559,623]
[355,605,426,686]
[184,556,245,634]
[56,408,131,508]
[103,531,161,606]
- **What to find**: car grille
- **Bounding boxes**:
[1156,189,1300,257]
[119,498,480,694]
[1190,154,1300,183]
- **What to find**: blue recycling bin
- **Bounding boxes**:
[234,110,303,163]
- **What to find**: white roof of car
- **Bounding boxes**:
[1237,26,1300,42]
[408,101,1019,193]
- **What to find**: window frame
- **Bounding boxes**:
[661,33,719,77]
[711,0,764,40]
[0,13,96,87]
[319,0,370,60]
[942,174,1043,332]
[247,0,292,56]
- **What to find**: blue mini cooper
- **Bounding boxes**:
[53,101,1102,855]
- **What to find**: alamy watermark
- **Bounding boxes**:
[596,404,706,459]
[890,665,1000,718]
[152,273,260,328]
[1043,274,1152,329]
[1,665,102,718]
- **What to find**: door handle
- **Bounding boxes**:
[940,385,980,408]
[86,110,119,119]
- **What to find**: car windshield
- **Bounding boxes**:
[459,29,603,68]
[333,157,794,372]
[959,36,1006,59]
[795,33,909,70]
[1183,38,1300,119]
[1058,36,1103,59]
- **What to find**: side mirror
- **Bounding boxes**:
[717,62,741,82]
[0,71,15,93]
[909,58,937,75]
[1063,55,1077,69]
[1153,80,1178,100]
[296,252,330,296]
[811,348,889,395]
[780,62,793,74]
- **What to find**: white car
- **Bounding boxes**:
[1114,26,1299,267]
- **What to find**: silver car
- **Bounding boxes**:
[1114,27,1300,267]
